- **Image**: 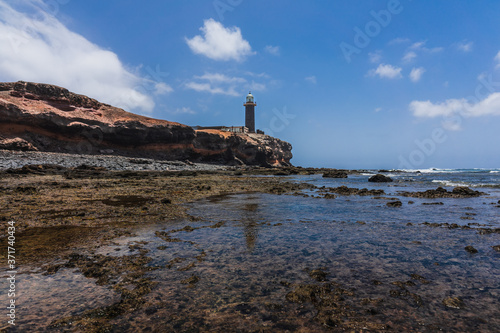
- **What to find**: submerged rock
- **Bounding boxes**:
[442,296,465,309]
[464,245,478,254]
[387,200,402,207]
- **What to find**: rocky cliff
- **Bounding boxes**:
[0,81,292,166]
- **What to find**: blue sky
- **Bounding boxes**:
[1,0,500,169]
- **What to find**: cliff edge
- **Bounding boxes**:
[0,81,292,166]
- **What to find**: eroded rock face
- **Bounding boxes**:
[193,130,292,167]
[0,81,293,166]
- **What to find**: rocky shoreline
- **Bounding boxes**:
[0,150,227,172]
[0,81,293,166]
[1,154,499,331]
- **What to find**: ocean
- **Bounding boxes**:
[7,169,500,332]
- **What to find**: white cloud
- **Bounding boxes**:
[185,81,239,96]
[305,76,317,84]
[185,19,254,61]
[185,72,267,96]
[195,73,246,83]
[410,41,426,50]
[0,1,160,113]
[457,41,473,52]
[244,71,271,79]
[388,37,410,45]
[374,107,382,113]
[410,92,500,120]
[410,40,443,53]
[409,67,425,82]
[368,64,403,79]
[249,81,266,91]
[495,51,500,69]
[264,45,280,56]
[154,82,173,95]
[442,119,462,131]
[368,50,382,63]
[402,51,417,63]
[173,107,196,115]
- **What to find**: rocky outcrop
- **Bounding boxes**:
[322,170,348,178]
[368,174,393,182]
[192,129,292,167]
[0,81,293,166]
[400,186,484,198]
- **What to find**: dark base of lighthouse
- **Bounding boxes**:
[244,104,255,133]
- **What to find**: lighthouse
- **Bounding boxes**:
[244,92,256,133]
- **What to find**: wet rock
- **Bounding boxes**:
[160,198,171,204]
[234,303,258,315]
[322,170,348,178]
[101,195,151,207]
[360,298,384,306]
[464,245,478,254]
[410,274,430,284]
[452,186,479,196]
[307,268,328,282]
[180,275,200,285]
[492,245,500,252]
[422,202,444,205]
[387,200,402,207]
[285,284,318,303]
[402,186,484,198]
[368,174,393,182]
[442,296,464,309]
[328,185,385,196]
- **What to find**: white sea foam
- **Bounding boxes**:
[400,168,457,174]
[432,179,469,187]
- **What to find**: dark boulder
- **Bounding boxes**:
[369,174,393,182]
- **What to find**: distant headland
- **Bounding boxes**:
[0,81,292,167]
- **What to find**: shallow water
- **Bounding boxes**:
[2,172,500,331]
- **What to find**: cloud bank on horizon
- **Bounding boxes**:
[0,0,170,113]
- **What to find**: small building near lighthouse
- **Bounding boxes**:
[243,91,256,133]
[193,92,264,134]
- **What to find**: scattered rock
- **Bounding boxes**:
[322,170,348,178]
[307,268,328,282]
[325,185,385,196]
[442,296,464,309]
[464,245,478,254]
[180,275,200,285]
[491,245,500,252]
[401,186,484,198]
[368,174,393,182]
[387,201,402,207]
